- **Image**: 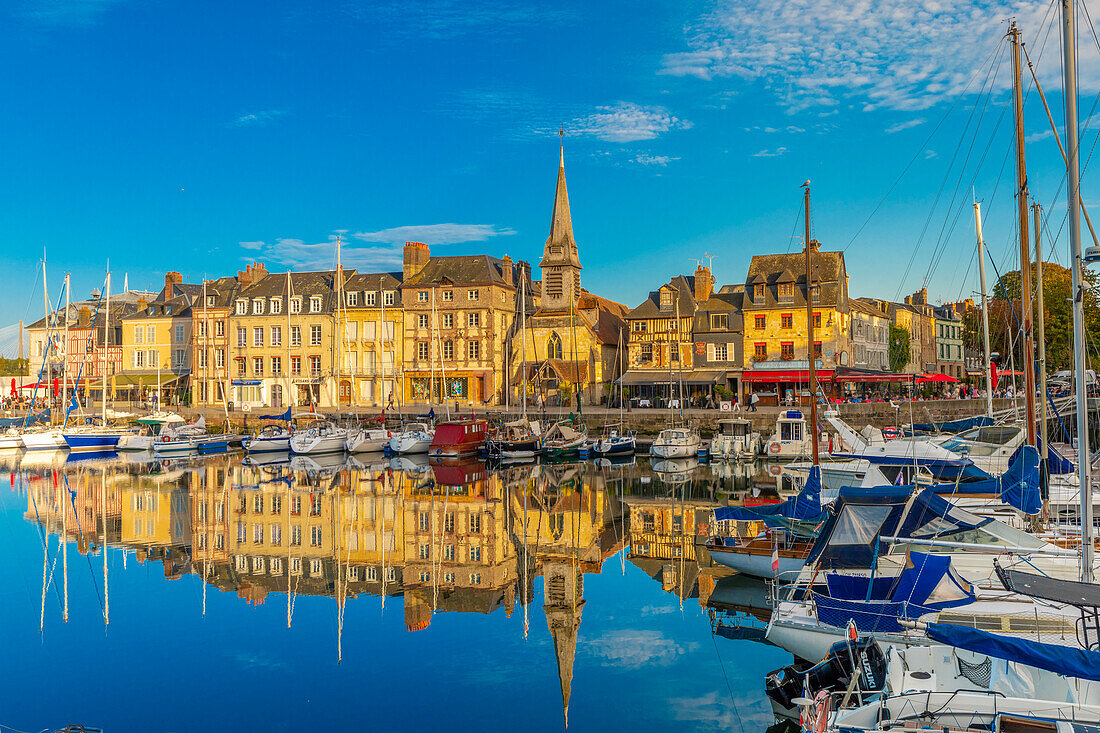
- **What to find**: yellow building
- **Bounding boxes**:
[399,242,523,406]
[118,284,194,404]
[741,241,851,402]
[622,274,706,403]
[119,480,191,550]
[511,146,628,406]
[339,272,403,407]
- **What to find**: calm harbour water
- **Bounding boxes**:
[0,450,793,732]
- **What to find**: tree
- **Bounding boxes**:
[990,262,1100,372]
[0,357,28,376]
[888,326,911,373]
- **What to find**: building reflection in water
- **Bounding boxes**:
[11,452,781,727]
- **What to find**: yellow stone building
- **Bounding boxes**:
[511,146,628,406]
[740,241,852,402]
[118,279,195,404]
[339,271,403,407]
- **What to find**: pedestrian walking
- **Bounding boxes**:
[749,391,759,412]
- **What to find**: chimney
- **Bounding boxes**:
[236,262,268,289]
[501,255,514,286]
[164,271,183,294]
[806,238,822,252]
[517,260,532,285]
[694,265,714,303]
[403,242,430,281]
[904,295,912,305]
[136,297,148,311]
[78,307,92,328]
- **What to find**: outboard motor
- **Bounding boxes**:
[765,637,886,721]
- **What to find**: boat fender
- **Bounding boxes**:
[769,442,781,455]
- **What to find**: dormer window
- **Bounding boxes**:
[346,292,358,306]
[270,298,282,315]
[289,297,301,314]
[366,292,377,306]
[148,307,155,316]
[235,299,247,315]
[252,298,264,315]
[309,296,322,313]
[659,289,672,310]
[778,283,793,301]
[206,295,215,307]
[753,284,765,301]
[384,291,396,306]
[165,305,172,315]
[811,283,821,302]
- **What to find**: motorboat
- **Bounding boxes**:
[710,418,761,459]
[389,422,434,454]
[824,413,979,481]
[430,418,487,458]
[0,428,23,450]
[117,413,185,451]
[540,419,588,459]
[244,424,292,453]
[591,426,636,456]
[763,409,831,459]
[152,416,210,454]
[289,418,348,455]
[346,425,391,453]
[650,426,701,459]
[62,420,127,452]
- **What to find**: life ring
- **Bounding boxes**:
[161,459,171,468]
[883,427,901,440]
[769,442,781,455]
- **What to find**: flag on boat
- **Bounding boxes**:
[771,539,779,573]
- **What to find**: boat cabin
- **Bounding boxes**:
[776,410,806,442]
[717,419,753,437]
[430,418,487,456]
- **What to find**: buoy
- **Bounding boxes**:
[769,443,781,455]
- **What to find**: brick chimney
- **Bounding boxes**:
[237,262,269,288]
[694,265,714,303]
[164,271,183,294]
[501,255,514,286]
[805,238,822,252]
[909,287,928,306]
[403,242,430,281]
[516,260,532,285]
[136,297,148,311]
[78,307,91,328]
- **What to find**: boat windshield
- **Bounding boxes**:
[780,421,803,441]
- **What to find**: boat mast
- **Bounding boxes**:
[1010,22,1038,446]
[335,236,343,413]
[285,272,292,414]
[380,277,386,414]
[102,269,110,425]
[974,203,995,418]
[434,286,450,420]
[1060,0,1093,581]
[521,275,528,419]
[41,253,50,422]
[1034,203,1050,469]
[62,274,70,426]
[675,292,684,423]
[802,182,819,466]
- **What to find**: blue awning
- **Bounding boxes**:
[925,622,1100,682]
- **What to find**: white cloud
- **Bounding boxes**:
[924,149,938,159]
[233,110,286,127]
[240,224,514,270]
[885,118,926,134]
[633,154,679,167]
[570,102,692,142]
[670,691,774,730]
[746,125,804,134]
[584,629,697,669]
[353,223,514,245]
[751,147,787,157]
[1025,129,1057,144]
[19,0,125,26]
[660,1,1088,112]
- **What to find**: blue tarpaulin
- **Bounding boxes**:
[257,407,292,421]
[713,466,825,523]
[3,409,50,428]
[925,622,1100,683]
[939,445,1042,514]
[909,415,993,435]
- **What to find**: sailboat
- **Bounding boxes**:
[346,278,392,454]
[491,276,541,460]
[22,258,67,451]
[592,327,635,456]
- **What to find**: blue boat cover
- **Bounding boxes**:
[813,593,941,633]
[925,622,1100,683]
[805,486,992,569]
[909,415,993,434]
[713,466,825,524]
[825,551,975,609]
[935,445,1041,514]
[1036,439,1075,475]
[258,407,292,421]
[6,408,50,428]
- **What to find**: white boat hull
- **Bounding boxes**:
[0,434,23,450]
[290,433,346,455]
[389,435,432,454]
[650,442,699,458]
[21,430,67,451]
[245,436,291,453]
[709,547,805,580]
[346,430,389,454]
[117,434,154,451]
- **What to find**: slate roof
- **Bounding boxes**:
[744,247,848,311]
[344,271,402,297]
[404,255,519,289]
[626,275,698,320]
[123,294,193,322]
[237,270,341,311]
[198,276,241,309]
[849,298,890,319]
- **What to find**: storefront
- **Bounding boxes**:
[741,366,837,406]
[404,371,487,405]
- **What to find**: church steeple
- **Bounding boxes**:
[540,141,583,312]
[543,559,584,729]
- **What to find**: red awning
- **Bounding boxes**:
[742,370,835,383]
[835,372,915,383]
[916,373,960,383]
[19,381,50,390]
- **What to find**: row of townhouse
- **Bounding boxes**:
[22,145,966,409]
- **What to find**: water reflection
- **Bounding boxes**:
[3,450,792,732]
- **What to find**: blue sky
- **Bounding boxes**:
[2,0,1098,355]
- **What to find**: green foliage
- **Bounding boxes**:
[888,326,911,373]
[990,262,1100,371]
[0,357,28,376]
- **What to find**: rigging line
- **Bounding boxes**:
[843,34,1010,254]
[894,37,1008,302]
[925,102,1012,285]
[709,627,747,733]
[784,199,804,255]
